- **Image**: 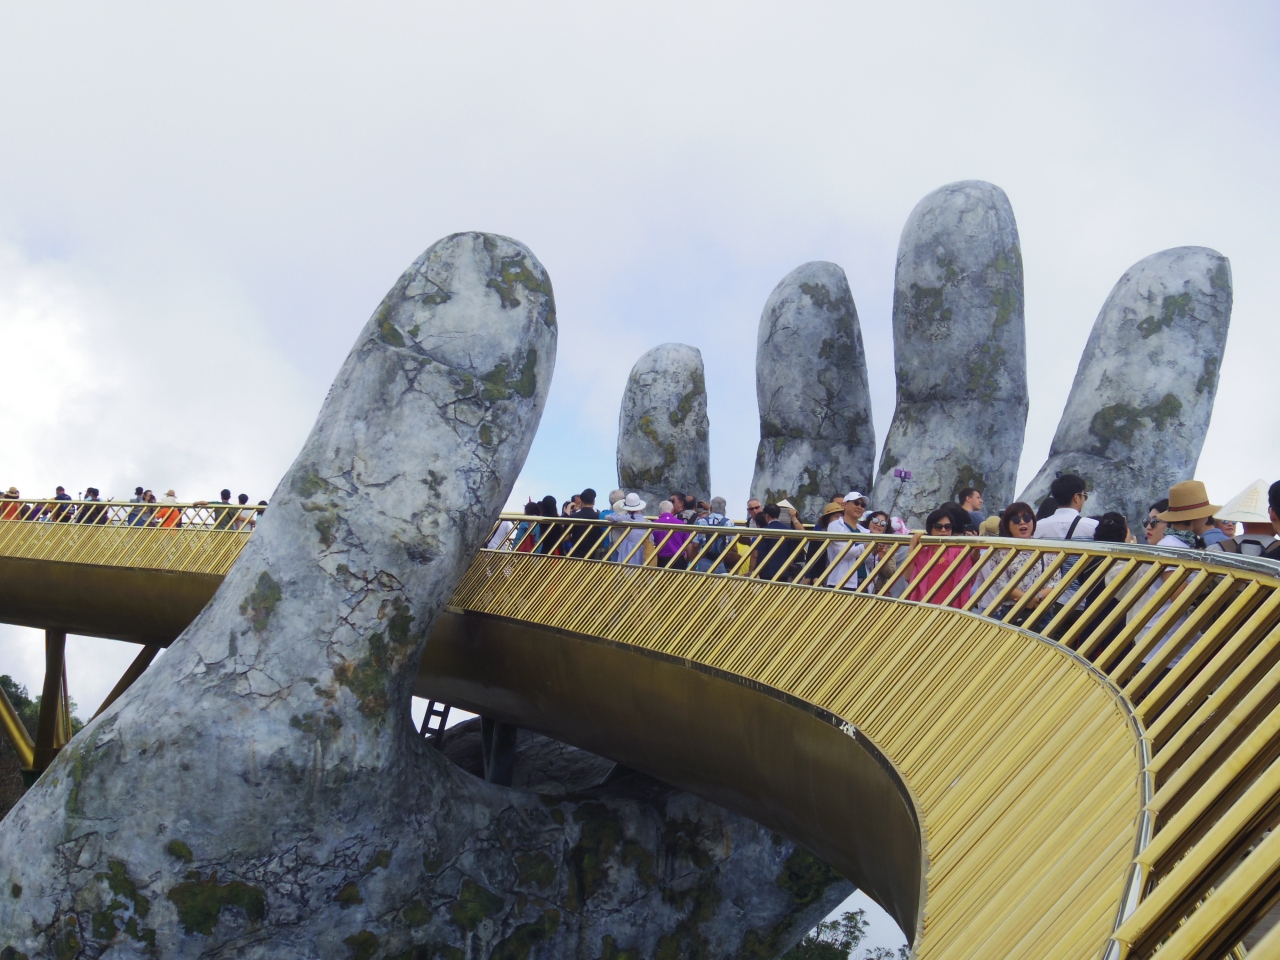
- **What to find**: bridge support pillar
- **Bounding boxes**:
[32,629,66,774]
[480,716,517,786]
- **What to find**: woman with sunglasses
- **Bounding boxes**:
[857,511,899,590]
[905,508,974,607]
[973,501,1059,622]
[1143,498,1169,545]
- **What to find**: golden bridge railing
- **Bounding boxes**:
[0,498,261,575]
[483,513,1280,959]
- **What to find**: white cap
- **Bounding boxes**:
[843,491,866,503]
[1218,478,1272,523]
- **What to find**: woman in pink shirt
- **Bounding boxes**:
[906,508,973,608]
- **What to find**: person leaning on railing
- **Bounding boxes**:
[974,502,1059,624]
[906,508,972,608]
[0,487,20,521]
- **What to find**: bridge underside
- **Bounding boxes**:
[419,606,925,937]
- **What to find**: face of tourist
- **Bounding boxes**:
[1145,510,1166,545]
[867,515,888,533]
[1008,510,1035,539]
[746,500,762,520]
[930,519,953,536]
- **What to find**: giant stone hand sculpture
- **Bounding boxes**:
[1019,247,1232,524]
[0,234,846,958]
[751,262,875,520]
[869,181,1028,526]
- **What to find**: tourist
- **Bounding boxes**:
[1143,500,1169,546]
[842,492,870,531]
[1035,496,1058,522]
[754,504,801,581]
[1035,476,1099,542]
[156,490,182,529]
[745,498,766,528]
[49,486,73,522]
[974,502,1056,621]
[653,500,690,569]
[693,496,737,573]
[0,487,20,522]
[1207,479,1278,556]
[959,487,986,529]
[940,501,977,536]
[514,501,541,552]
[858,510,899,590]
[599,489,625,522]
[568,489,605,559]
[129,490,157,526]
[1155,480,1218,549]
[196,489,237,530]
[609,493,648,564]
[1268,481,1280,560]
[126,487,147,527]
[803,501,844,585]
[824,493,870,589]
[905,508,972,607]
[77,487,108,524]
[232,493,256,531]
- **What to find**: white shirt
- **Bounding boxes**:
[825,517,868,588]
[1033,507,1099,541]
[1034,507,1098,605]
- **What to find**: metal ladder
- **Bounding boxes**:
[418,699,452,748]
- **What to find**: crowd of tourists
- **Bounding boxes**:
[0,485,268,530]
[491,476,1280,605]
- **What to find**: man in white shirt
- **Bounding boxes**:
[825,492,870,588]
[1033,474,1098,611]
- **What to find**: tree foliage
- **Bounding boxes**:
[783,909,911,959]
[0,674,84,739]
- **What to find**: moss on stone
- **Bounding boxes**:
[515,851,556,891]
[1,946,30,960]
[344,930,380,960]
[380,320,407,348]
[239,571,282,633]
[1088,393,1183,457]
[336,881,364,908]
[364,849,393,873]
[402,899,432,926]
[595,935,641,960]
[1136,292,1193,339]
[166,870,266,936]
[654,874,720,960]
[668,367,705,427]
[9,884,20,899]
[293,467,337,500]
[166,840,194,863]
[334,597,416,717]
[479,349,539,402]
[449,878,504,932]
[1196,355,1220,395]
[490,909,561,960]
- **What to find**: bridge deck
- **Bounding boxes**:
[3,507,1280,958]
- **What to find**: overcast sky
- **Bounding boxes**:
[1,4,1276,946]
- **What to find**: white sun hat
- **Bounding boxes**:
[621,492,646,513]
[1218,478,1272,524]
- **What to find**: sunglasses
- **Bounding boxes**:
[1011,513,1034,524]
[1142,518,1165,528]
[868,518,888,527]
[931,523,953,532]
[747,504,762,512]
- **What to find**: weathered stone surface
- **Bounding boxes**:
[869,181,1028,526]
[1019,246,1232,525]
[0,234,846,959]
[617,343,710,508]
[751,262,875,520]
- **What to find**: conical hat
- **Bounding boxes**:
[1218,478,1272,524]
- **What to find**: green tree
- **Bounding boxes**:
[782,910,911,960]
[0,674,84,739]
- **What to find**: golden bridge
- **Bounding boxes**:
[3,500,1280,959]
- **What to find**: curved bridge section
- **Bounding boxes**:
[5,508,1280,958]
[422,550,1144,959]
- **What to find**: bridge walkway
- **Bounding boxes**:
[3,506,1280,958]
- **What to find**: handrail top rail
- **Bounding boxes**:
[0,498,262,511]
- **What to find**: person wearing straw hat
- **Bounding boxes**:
[1154,480,1221,550]
[607,492,648,565]
[1207,478,1279,557]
